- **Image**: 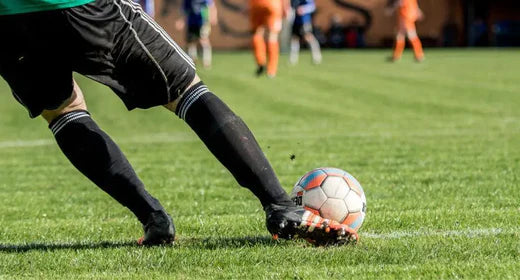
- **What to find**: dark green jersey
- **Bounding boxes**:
[0,0,94,15]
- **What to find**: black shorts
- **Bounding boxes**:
[0,0,196,118]
[291,22,313,37]
[187,23,211,42]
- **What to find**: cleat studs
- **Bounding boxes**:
[322,220,329,227]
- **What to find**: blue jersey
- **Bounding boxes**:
[291,0,315,25]
[291,0,315,11]
[134,0,154,17]
[183,0,212,26]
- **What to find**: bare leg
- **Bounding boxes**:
[252,27,267,76]
[289,36,300,65]
[187,42,198,62]
[303,32,322,64]
[266,29,280,77]
[199,37,212,69]
[41,80,87,123]
[406,27,424,61]
[392,27,406,61]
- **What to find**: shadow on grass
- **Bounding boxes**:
[0,240,137,253]
[0,236,300,253]
[178,235,298,249]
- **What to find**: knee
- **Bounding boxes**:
[164,75,201,113]
[407,29,418,39]
[267,31,279,42]
[254,27,265,38]
[199,38,210,47]
[41,80,87,124]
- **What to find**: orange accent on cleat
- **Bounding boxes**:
[304,206,320,216]
[265,203,359,246]
[137,236,145,245]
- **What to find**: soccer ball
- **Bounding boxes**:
[290,167,367,231]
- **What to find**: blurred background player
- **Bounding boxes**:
[289,0,322,65]
[176,0,218,69]
[249,0,290,77]
[386,0,425,62]
[134,0,155,17]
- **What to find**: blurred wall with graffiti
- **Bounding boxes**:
[154,0,520,49]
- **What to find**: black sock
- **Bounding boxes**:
[176,82,292,207]
[49,110,164,224]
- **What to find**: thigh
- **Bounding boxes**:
[404,20,417,33]
[0,12,74,118]
[265,5,282,33]
[250,6,268,30]
[397,17,408,33]
[200,23,211,40]
[302,22,313,34]
[66,0,196,110]
[298,14,314,35]
[398,16,416,32]
[300,14,313,33]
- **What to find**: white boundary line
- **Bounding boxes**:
[0,139,54,148]
[363,228,517,239]
[0,134,195,149]
[0,129,500,149]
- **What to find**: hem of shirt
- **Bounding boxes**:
[0,0,94,16]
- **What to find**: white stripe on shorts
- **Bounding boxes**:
[120,0,195,69]
[113,1,170,96]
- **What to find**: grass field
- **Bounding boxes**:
[0,49,519,279]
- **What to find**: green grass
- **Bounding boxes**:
[0,49,519,279]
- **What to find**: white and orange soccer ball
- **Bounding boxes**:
[290,167,367,232]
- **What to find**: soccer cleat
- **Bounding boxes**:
[289,55,298,65]
[137,210,175,246]
[265,203,358,246]
[312,55,322,65]
[255,65,266,77]
[415,56,425,63]
[387,56,400,63]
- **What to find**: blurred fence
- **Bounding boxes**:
[153,0,520,49]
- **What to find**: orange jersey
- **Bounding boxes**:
[249,0,282,9]
[250,0,283,31]
[399,0,419,21]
